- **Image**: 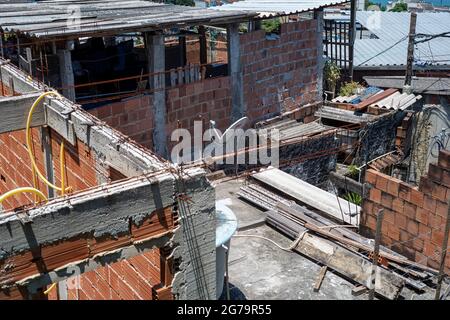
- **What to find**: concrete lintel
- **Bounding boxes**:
[0,170,176,260]
[16,230,173,294]
[46,97,168,176]
[0,60,41,94]
[0,92,46,134]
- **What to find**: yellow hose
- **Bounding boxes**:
[44,283,57,295]
[60,142,65,196]
[26,91,70,194]
[0,187,47,204]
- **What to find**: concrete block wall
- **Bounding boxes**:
[240,19,320,121]
[361,150,450,273]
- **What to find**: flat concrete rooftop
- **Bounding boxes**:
[214,177,438,300]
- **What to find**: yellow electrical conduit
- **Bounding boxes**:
[0,187,47,204]
[26,91,71,195]
[0,91,73,295]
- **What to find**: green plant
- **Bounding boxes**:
[347,164,360,178]
[343,192,362,206]
[389,2,407,12]
[261,18,281,34]
[339,81,362,96]
[324,60,341,93]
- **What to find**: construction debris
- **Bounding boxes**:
[237,169,440,299]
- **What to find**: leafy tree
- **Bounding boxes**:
[261,18,281,34]
[389,2,408,12]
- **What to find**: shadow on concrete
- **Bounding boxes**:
[218,281,247,300]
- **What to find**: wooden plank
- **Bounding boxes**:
[253,168,360,225]
[275,203,438,275]
[352,285,367,296]
[0,93,45,133]
[329,171,365,196]
[314,266,327,292]
[266,211,405,299]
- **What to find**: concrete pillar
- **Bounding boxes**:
[199,26,207,65]
[57,41,76,101]
[145,31,168,158]
[227,23,245,122]
[314,9,324,102]
[179,35,187,67]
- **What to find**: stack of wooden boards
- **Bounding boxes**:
[237,168,438,300]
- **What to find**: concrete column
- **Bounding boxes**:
[145,31,168,158]
[227,23,245,122]
[57,41,76,101]
[314,9,324,102]
[199,26,207,65]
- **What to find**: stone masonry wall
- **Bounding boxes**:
[361,150,450,273]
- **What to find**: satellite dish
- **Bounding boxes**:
[210,116,249,144]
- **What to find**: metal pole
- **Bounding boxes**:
[434,197,450,300]
[368,209,384,300]
[404,12,417,87]
[348,0,357,81]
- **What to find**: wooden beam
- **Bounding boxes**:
[266,211,405,299]
[329,171,365,196]
[0,93,45,134]
[313,266,327,292]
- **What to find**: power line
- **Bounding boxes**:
[355,35,408,68]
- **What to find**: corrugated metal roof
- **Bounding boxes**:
[369,91,421,110]
[331,86,422,111]
[364,76,450,96]
[354,12,450,69]
[211,0,350,18]
[325,11,450,69]
[0,0,257,38]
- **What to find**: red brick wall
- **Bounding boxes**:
[88,95,154,149]
[87,20,320,152]
[361,150,450,273]
[0,128,99,212]
[240,19,319,121]
[63,249,169,300]
[166,76,231,130]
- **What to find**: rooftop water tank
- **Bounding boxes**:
[215,201,237,299]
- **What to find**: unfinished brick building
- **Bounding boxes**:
[0,0,356,300]
[0,60,216,300]
[0,0,331,158]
